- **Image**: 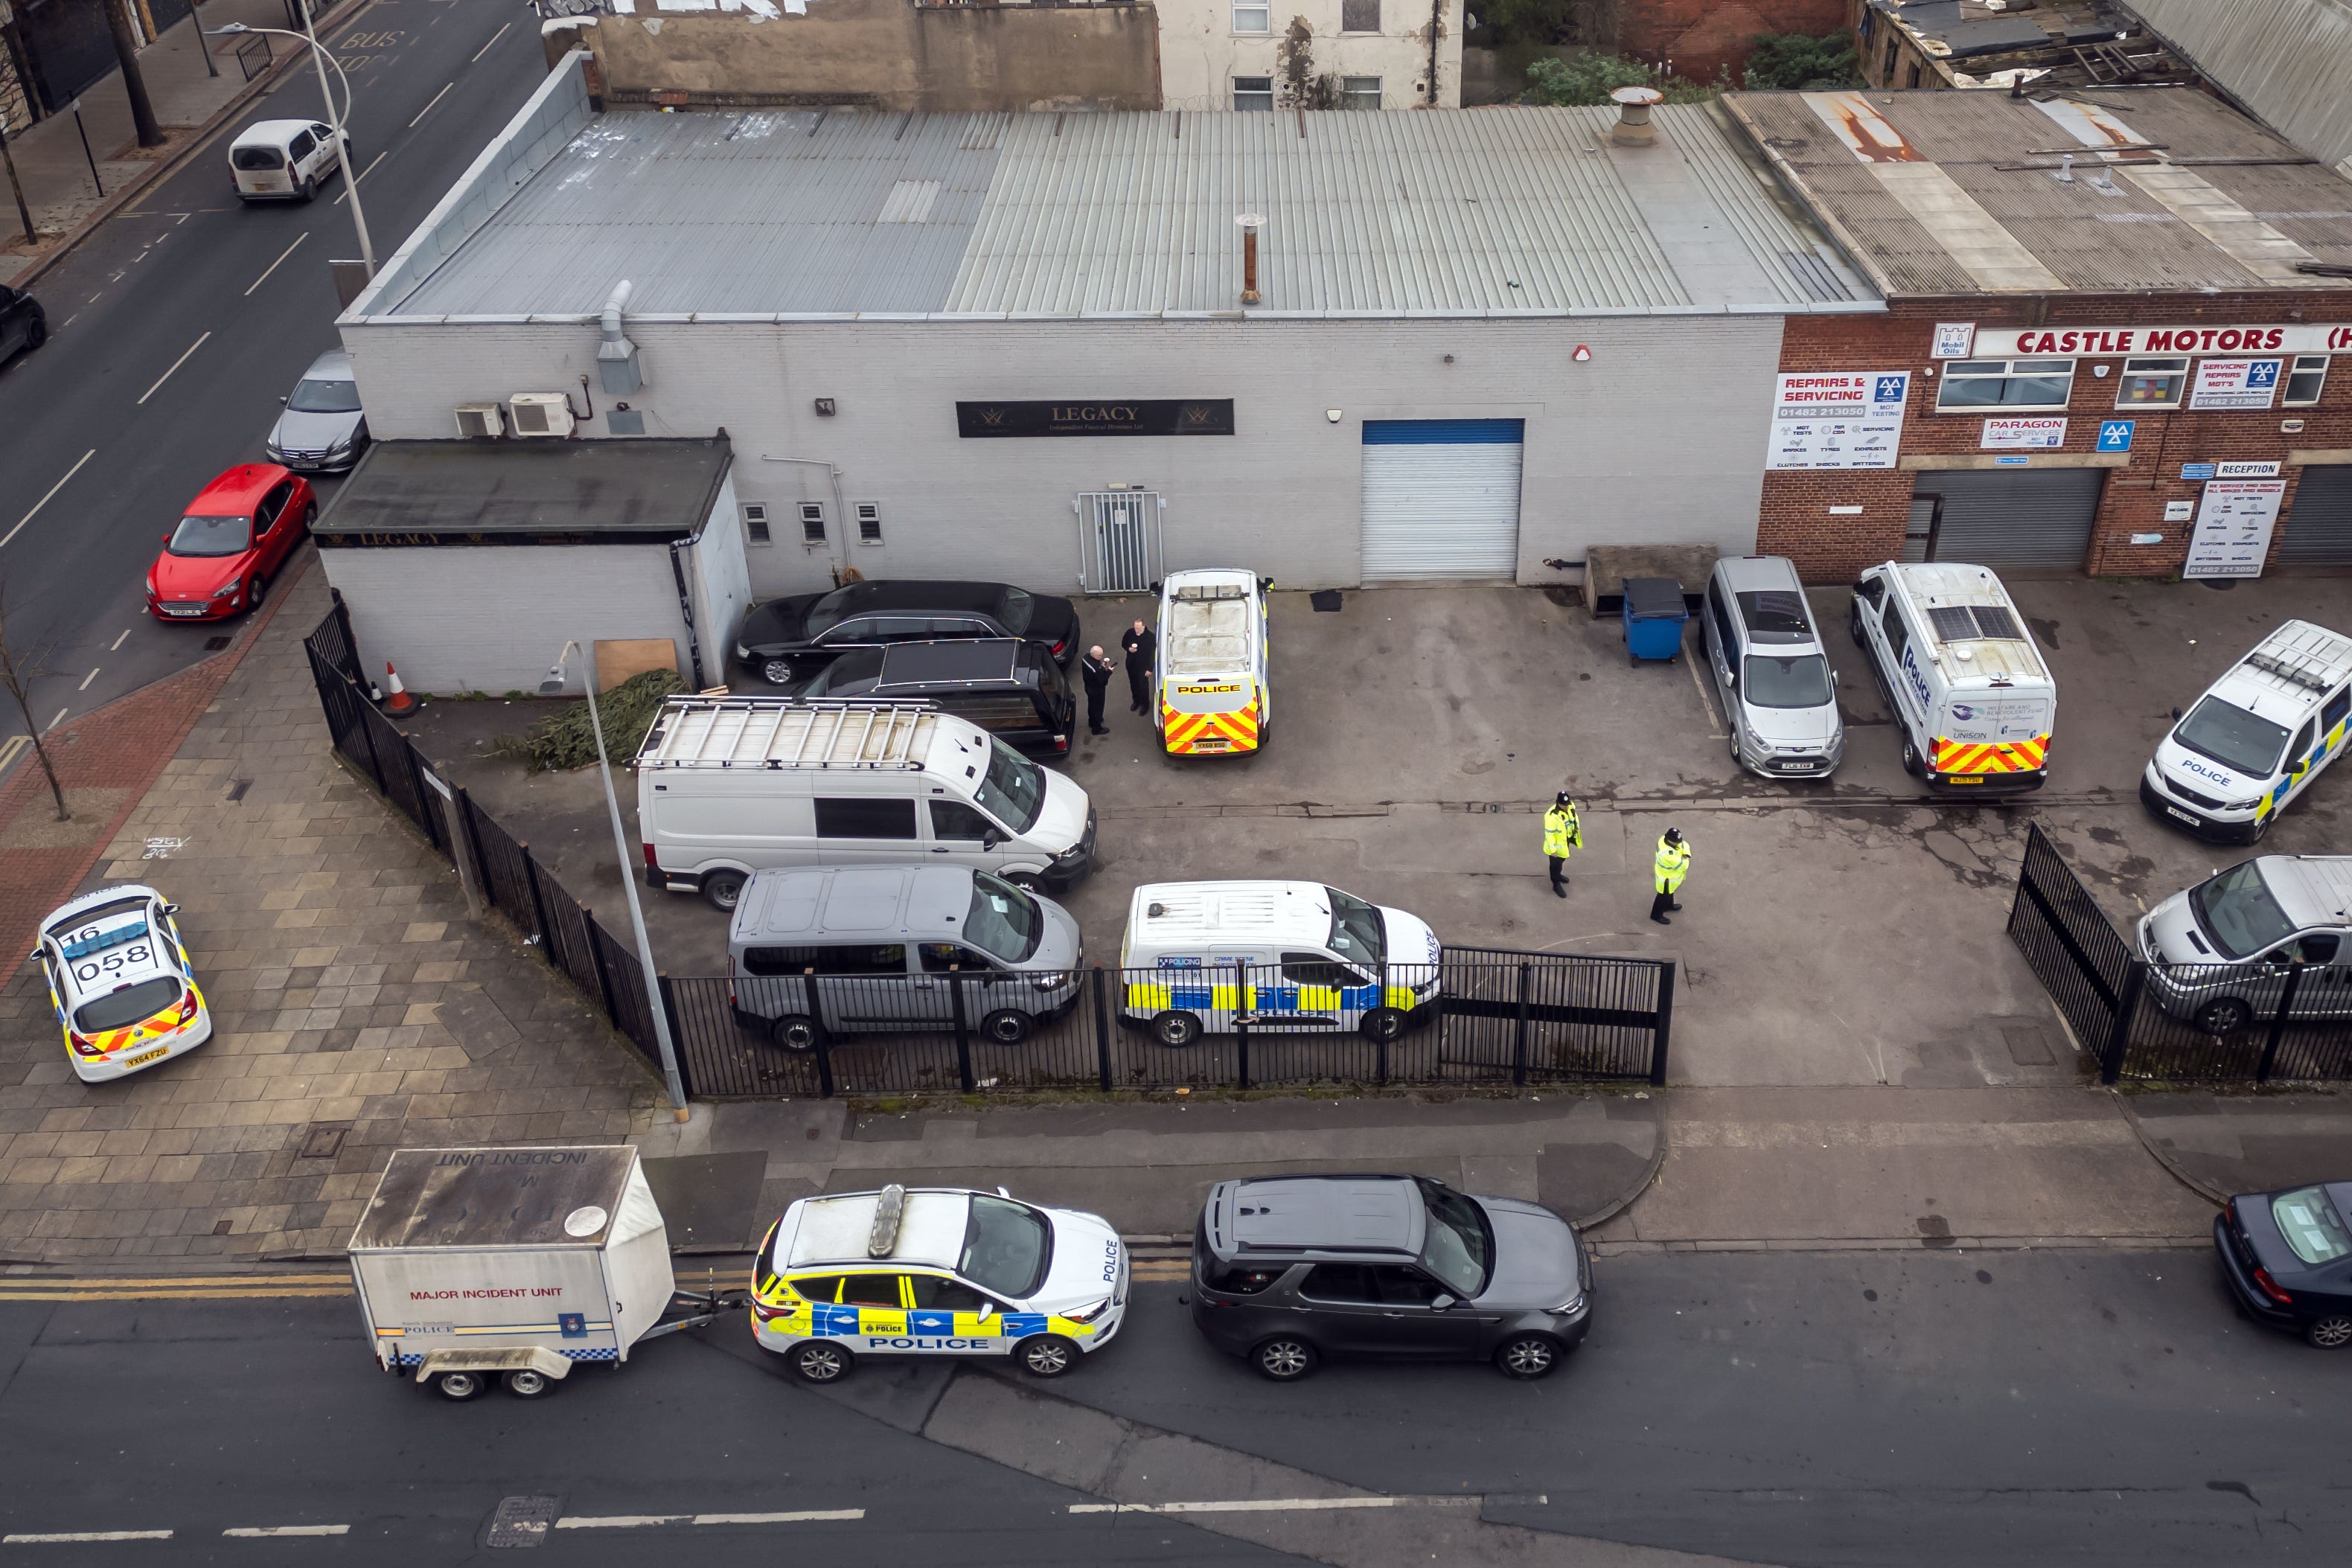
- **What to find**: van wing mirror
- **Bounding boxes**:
[981,829,1002,850]
[1430,1293,1457,1312]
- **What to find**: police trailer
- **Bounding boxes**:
[349,1147,743,1402]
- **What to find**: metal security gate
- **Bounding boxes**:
[1908,467,2104,569]
[2278,466,2352,565]
[1077,491,1161,593]
[1360,419,1524,580]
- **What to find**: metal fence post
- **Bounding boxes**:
[584,909,621,1026]
[2257,962,2305,1084]
[1513,961,1532,1087]
[351,685,386,792]
[520,845,553,949]
[1234,962,1251,1092]
[330,586,360,679]
[812,985,837,1099]
[656,974,693,1099]
[1649,960,1675,1089]
[2099,961,2149,1085]
[458,787,496,909]
[1090,967,1113,1092]
[949,970,977,1093]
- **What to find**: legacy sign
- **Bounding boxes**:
[956,400,1236,438]
[1972,324,2352,357]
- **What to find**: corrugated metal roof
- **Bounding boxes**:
[2130,0,2352,176]
[381,106,1868,319]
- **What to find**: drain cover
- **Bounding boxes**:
[297,1125,346,1160]
[203,635,232,651]
[485,1496,560,1549]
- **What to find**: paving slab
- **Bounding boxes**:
[2121,1091,2352,1203]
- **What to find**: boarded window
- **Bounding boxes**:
[1341,0,1378,29]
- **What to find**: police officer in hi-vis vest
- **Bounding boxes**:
[1541,792,1582,899]
[1649,829,1690,925]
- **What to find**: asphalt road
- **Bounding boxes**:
[0,1249,2342,1565]
[0,0,546,772]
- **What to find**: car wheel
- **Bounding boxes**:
[1495,1333,1565,1380]
[761,658,796,685]
[1016,1334,1079,1378]
[1250,1337,1317,1381]
[433,1370,488,1401]
[1358,1006,1407,1044]
[503,1368,555,1399]
[24,316,45,351]
[1004,872,1044,893]
[701,869,747,912]
[301,503,318,531]
[1728,727,1742,762]
[297,176,316,203]
[2305,1314,2352,1350]
[787,1340,854,1383]
[768,1014,821,1054]
[1850,598,1867,646]
[2195,997,2254,1037]
[244,573,264,612]
[979,1008,1032,1046]
[2249,813,2272,844]
[1151,1010,1203,1049]
[1900,737,1923,778]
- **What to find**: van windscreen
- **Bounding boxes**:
[965,871,1041,963]
[2174,697,2290,778]
[974,737,1045,833]
[2188,861,2297,961]
[1325,887,1384,969]
[1742,654,1832,709]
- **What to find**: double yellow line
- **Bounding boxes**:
[0,1273,353,1302]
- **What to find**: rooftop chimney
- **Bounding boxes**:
[1237,214,1265,307]
[597,278,642,395]
[1609,86,1664,147]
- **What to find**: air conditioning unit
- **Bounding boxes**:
[453,403,505,438]
[507,393,575,438]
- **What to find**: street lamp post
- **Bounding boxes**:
[540,642,690,1120]
[208,18,374,275]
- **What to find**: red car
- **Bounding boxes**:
[146,464,314,621]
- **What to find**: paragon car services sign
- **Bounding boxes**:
[957,400,1236,438]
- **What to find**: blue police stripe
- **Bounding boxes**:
[1361,418,1525,446]
[910,1311,956,1335]
[1168,986,1213,1009]
[1001,1313,1049,1337]
[813,1304,862,1336]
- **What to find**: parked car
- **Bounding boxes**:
[2137,855,2352,1034]
[1701,555,1842,778]
[146,464,314,621]
[728,864,1084,1049]
[1154,568,1271,755]
[784,639,1076,756]
[1189,1174,1590,1381]
[229,118,351,202]
[265,347,370,473]
[734,580,1079,685]
[2142,620,2352,845]
[32,884,211,1084]
[2214,1182,2352,1348]
[750,1183,1128,1383]
[0,283,46,366]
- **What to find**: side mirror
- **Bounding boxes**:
[981,830,1001,851]
[162,903,179,915]
[2171,707,2183,720]
[1431,1293,1457,1312]
[1259,576,1274,592]
[1148,580,1162,595]
[279,396,289,405]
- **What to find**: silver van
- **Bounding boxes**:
[1700,556,1844,778]
[728,865,1083,1051]
[2138,856,2352,1034]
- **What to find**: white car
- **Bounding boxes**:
[229,118,351,203]
[749,1184,1127,1383]
[33,885,211,1083]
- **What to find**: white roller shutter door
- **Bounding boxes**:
[1360,419,1525,581]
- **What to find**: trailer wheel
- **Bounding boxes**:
[503,1369,555,1399]
[787,1340,854,1383]
[433,1370,488,1401]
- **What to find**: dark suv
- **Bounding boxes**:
[0,284,47,367]
[1189,1174,1591,1380]
[735,580,1079,685]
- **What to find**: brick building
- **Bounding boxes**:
[1722,87,2352,583]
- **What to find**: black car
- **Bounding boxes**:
[1189,1174,1591,1381]
[790,639,1077,756]
[735,580,1079,685]
[0,284,47,366]
[2215,1182,2352,1348]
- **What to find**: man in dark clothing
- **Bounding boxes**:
[1079,645,1115,735]
[1121,619,1157,714]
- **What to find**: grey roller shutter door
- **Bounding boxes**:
[1911,468,2104,569]
[2280,467,2352,565]
[1360,419,1524,581]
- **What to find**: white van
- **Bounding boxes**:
[2139,856,2352,1034]
[2142,621,2352,845]
[1850,561,2055,792]
[1154,569,1271,756]
[229,118,350,202]
[637,698,1096,911]
[1119,880,1440,1048]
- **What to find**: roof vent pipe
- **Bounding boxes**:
[2056,153,2075,184]
[1236,214,1265,307]
[597,278,642,396]
[1609,86,1664,147]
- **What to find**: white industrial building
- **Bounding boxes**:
[338,54,1880,603]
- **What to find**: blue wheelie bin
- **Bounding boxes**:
[1621,577,1689,665]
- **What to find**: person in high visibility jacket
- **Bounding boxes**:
[1541,792,1582,899]
[1649,828,1690,925]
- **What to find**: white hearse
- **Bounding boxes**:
[1850,561,2056,793]
[2141,620,2352,844]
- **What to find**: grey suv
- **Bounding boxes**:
[1188,1174,1591,1380]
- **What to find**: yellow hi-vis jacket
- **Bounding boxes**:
[1654,837,1691,895]
[1542,804,1582,858]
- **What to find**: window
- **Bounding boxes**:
[750,943,904,976]
[288,377,362,414]
[2290,717,2316,765]
[910,1276,990,1313]
[1879,599,1909,665]
[1326,886,1385,967]
[1855,575,1885,608]
[1298,1264,1378,1303]
[965,872,1042,964]
[1233,75,1274,111]
[2189,862,2296,960]
[741,502,771,546]
[256,482,293,531]
[1707,583,1738,663]
[929,799,997,842]
[855,502,883,543]
[1416,1179,1492,1299]
[2285,353,2330,408]
[742,945,825,976]
[819,617,878,646]
[287,130,316,161]
[1904,60,1921,88]
[2114,356,2188,409]
[1934,358,2076,412]
[2269,1186,2352,1266]
[799,502,827,543]
[788,1275,846,1302]
[1231,1,1269,33]
[232,145,284,172]
[1341,75,1381,109]
[1201,1260,1285,1295]
[1281,953,1359,988]
[2173,696,2291,778]
[1882,40,1898,80]
[168,515,253,557]
[2323,687,2350,734]
[71,975,183,1034]
[973,738,1046,833]
[960,1194,1050,1299]
[918,942,977,974]
[814,796,918,839]
[839,1274,904,1308]
[1340,0,1378,28]
[1743,655,1833,710]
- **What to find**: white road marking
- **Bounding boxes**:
[58,315,74,330]
[244,233,308,296]
[45,708,66,732]
[221,1526,348,1537]
[333,154,386,205]
[109,628,131,651]
[77,669,98,691]
[0,736,28,772]
[1,449,97,549]
[555,1511,863,1530]
[1070,1497,1482,1517]
[473,20,511,60]
[86,292,101,303]
[1684,647,1728,739]
[409,82,453,127]
[4,1532,173,1543]
[176,212,191,225]
[136,331,211,406]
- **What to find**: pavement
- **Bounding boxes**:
[2121,1089,2352,1203]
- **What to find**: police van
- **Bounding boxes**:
[2141,621,2352,844]
[750,1183,1126,1383]
[1155,569,1271,755]
[1850,562,2056,792]
[1119,880,1441,1048]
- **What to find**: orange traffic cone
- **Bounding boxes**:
[383,662,415,715]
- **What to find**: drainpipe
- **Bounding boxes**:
[1427,0,1441,106]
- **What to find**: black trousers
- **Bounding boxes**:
[1649,889,1682,919]
[1084,685,1107,732]
[1126,663,1151,711]
[1547,855,1570,889]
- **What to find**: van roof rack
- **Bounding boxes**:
[2244,624,2352,697]
[636,697,939,771]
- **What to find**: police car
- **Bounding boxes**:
[33,885,211,1083]
[2141,620,2352,843]
[750,1183,1127,1383]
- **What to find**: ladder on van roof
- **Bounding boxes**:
[638,698,937,771]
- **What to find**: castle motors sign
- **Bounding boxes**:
[1972,324,2352,357]
[956,400,1236,438]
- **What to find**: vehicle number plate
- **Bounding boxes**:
[1944,776,1982,786]
[163,607,205,618]
[122,1046,169,1066]
[2165,806,2199,825]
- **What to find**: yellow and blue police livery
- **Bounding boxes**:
[33,883,211,1084]
[2142,619,2352,845]
[750,1183,1127,1382]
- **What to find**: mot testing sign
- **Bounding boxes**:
[1981,417,2067,450]
[2189,359,2284,411]
[2184,480,2289,580]
[1765,371,1910,470]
